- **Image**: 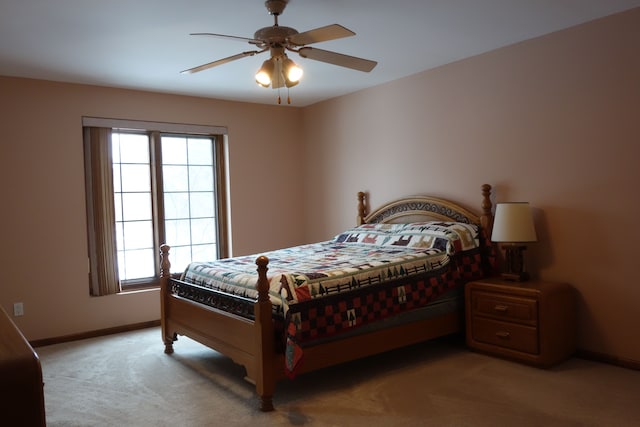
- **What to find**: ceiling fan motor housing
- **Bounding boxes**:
[254,26,299,47]
[265,0,288,16]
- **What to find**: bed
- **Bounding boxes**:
[160,184,495,411]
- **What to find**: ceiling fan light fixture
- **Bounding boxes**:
[255,58,275,87]
[284,75,299,88]
[282,56,303,83]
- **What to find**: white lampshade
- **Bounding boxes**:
[491,202,537,243]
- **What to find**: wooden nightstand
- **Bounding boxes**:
[465,278,576,367]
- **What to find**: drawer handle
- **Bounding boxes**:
[496,331,510,339]
[494,304,509,313]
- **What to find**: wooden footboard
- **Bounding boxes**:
[160,247,277,410]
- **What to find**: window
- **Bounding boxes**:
[83,118,229,295]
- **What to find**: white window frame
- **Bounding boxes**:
[83,117,231,294]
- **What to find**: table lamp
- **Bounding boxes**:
[491,202,537,281]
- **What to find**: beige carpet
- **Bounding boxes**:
[37,327,640,427]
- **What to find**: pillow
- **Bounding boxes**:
[334,222,479,254]
[333,223,405,246]
[397,222,480,253]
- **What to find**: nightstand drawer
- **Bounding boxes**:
[471,291,538,326]
[472,317,539,354]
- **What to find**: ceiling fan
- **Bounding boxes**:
[181,0,377,102]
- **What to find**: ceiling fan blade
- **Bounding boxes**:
[181,50,262,74]
[288,24,355,46]
[190,32,263,45]
[298,47,377,72]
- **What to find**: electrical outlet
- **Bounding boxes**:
[13,302,24,317]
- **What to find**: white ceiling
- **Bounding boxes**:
[2,0,639,107]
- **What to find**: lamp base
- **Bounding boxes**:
[501,244,530,282]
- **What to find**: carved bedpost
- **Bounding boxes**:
[357,191,367,225]
[254,256,275,412]
[480,184,494,239]
[160,244,175,354]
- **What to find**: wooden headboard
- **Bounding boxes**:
[357,184,493,236]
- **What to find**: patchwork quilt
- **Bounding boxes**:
[179,221,487,375]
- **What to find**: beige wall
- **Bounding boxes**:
[1,8,639,365]
[302,9,640,364]
[0,78,304,340]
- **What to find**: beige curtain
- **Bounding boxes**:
[83,127,120,296]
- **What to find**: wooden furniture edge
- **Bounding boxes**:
[0,306,46,426]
